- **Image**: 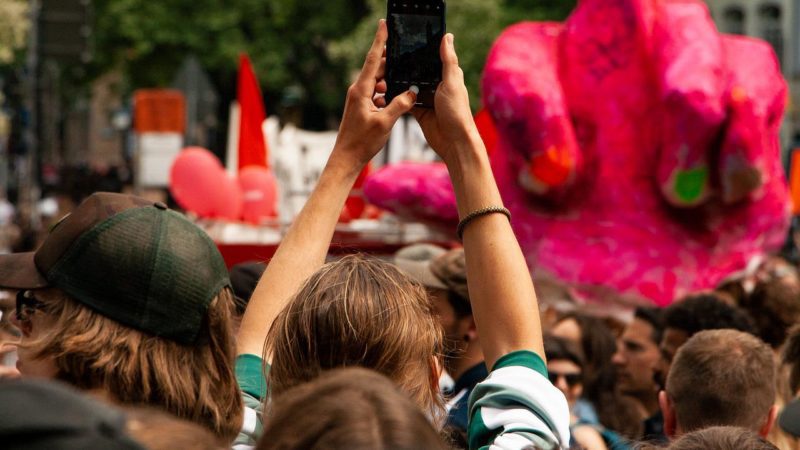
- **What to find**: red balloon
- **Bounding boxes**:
[214,173,244,221]
[170,147,228,218]
[238,165,278,223]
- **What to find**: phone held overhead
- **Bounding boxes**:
[386,0,446,108]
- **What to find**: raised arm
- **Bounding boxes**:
[237,20,416,358]
[414,34,543,370]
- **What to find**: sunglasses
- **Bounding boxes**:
[15,290,46,322]
[548,371,582,387]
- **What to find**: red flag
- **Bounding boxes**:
[237,54,268,170]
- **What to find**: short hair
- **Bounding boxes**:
[666,330,775,433]
[265,255,445,426]
[634,306,664,344]
[665,426,778,450]
[782,324,800,393]
[22,288,243,442]
[258,368,446,450]
[741,279,800,348]
[544,335,585,369]
[663,293,754,337]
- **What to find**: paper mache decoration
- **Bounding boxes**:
[364,0,791,306]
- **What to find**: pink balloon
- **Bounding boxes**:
[169,147,226,217]
[214,174,244,221]
[238,165,277,223]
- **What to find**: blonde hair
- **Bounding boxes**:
[265,254,445,426]
[22,288,243,442]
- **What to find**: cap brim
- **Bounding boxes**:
[780,398,800,437]
[0,252,49,289]
[394,259,448,290]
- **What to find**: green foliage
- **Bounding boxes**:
[331,0,575,111]
[0,0,29,67]
[89,0,575,127]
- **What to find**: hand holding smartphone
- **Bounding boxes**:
[386,0,446,108]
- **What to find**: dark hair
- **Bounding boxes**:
[783,325,800,393]
[664,293,754,337]
[447,290,472,318]
[634,307,664,345]
[544,335,584,369]
[667,330,775,433]
[259,368,446,450]
[554,313,644,439]
[740,279,800,348]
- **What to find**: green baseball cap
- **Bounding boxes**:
[0,192,230,344]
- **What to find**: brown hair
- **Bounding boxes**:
[666,329,775,433]
[741,278,800,348]
[554,312,644,439]
[123,406,226,450]
[259,367,446,450]
[22,288,243,442]
[265,254,445,426]
[664,426,778,450]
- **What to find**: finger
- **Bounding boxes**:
[440,33,463,84]
[355,19,388,96]
[383,89,417,121]
[375,80,387,94]
[376,57,386,81]
[374,95,387,108]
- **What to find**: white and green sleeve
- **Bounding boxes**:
[468,350,571,450]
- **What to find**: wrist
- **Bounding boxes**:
[444,132,490,173]
[327,145,370,180]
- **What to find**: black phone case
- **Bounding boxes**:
[385,1,446,108]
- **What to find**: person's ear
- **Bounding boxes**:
[759,404,778,438]
[659,390,677,439]
[464,317,478,342]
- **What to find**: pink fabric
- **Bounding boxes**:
[365,0,790,306]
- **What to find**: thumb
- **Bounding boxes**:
[440,33,462,83]
[383,89,417,121]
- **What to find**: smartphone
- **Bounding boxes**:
[386,0,446,108]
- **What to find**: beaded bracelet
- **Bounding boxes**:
[456,206,511,241]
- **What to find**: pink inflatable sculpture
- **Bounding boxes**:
[364,0,791,307]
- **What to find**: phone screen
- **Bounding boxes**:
[386,1,445,108]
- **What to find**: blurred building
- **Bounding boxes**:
[704,0,799,143]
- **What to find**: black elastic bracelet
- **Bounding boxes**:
[456,206,511,241]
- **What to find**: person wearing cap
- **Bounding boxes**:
[0,192,243,443]
[394,244,486,444]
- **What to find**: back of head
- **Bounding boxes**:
[666,426,778,450]
[266,254,445,423]
[0,379,144,450]
[666,329,775,433]
[259,368,446,450]
[664,293,754,336]
[742,277,800,348]
[123,407,225,450]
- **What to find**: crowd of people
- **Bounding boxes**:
[0,21,799,450]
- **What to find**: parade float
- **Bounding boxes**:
[364,0,792,307]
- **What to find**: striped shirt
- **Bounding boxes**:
[233,354,267,450]
[468,350,571,450]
